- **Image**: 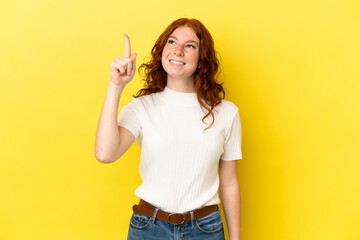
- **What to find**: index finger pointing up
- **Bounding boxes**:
[124,34,131,58]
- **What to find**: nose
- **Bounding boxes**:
[173,45,184,56]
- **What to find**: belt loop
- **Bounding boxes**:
[151,207,159,223]
[190,211,195,227]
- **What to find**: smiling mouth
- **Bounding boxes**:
[169,59,186,65]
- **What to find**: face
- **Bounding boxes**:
[161,26,200,82]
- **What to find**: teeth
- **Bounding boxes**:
[170,60,185,65]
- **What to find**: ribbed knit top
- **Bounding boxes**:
[118,86,242,213]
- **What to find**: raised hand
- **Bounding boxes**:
[110,34,137,86]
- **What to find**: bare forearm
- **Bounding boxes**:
[220,182,241,240]
[94,81,125,162]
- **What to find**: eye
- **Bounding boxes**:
[186,44,196,49]
[168,39,176,45]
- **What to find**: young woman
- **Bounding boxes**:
[95,18,242,240]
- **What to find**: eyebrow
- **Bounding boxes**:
[168,35,199,46]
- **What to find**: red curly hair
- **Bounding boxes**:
[134,18,225,131]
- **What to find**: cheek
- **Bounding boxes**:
[162,45,170,56]
[161,51,171,72]
[192,53,200,67]
[161,48,170,61]
[161,53,167,67]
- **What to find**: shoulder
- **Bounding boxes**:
[126,92,161,109]
[215,99,239,116]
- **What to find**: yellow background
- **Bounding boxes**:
[1,0,359,239]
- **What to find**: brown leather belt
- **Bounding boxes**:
[132,199,218,225]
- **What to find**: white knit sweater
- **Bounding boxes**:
[118,86,242,213]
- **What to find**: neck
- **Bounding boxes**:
[166,76,196,93]
[159,86,198,107]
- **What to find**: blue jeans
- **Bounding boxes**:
[127,206,225,240]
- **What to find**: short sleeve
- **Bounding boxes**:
[220,108,243,161]
[117,103,141,141]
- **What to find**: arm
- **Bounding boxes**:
[219,159,241,240]
[94,34,137,163]
[94,82,135,163]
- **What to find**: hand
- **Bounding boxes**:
[110,34,137,86]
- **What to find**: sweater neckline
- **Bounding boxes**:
[158,86,199,106]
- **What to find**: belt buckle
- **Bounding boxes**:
[168,213,186,225]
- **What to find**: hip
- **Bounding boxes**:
[127,200,225,240]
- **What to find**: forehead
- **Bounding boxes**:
[169,26,199,43]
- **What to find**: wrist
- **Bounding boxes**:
[108,80,126,90]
